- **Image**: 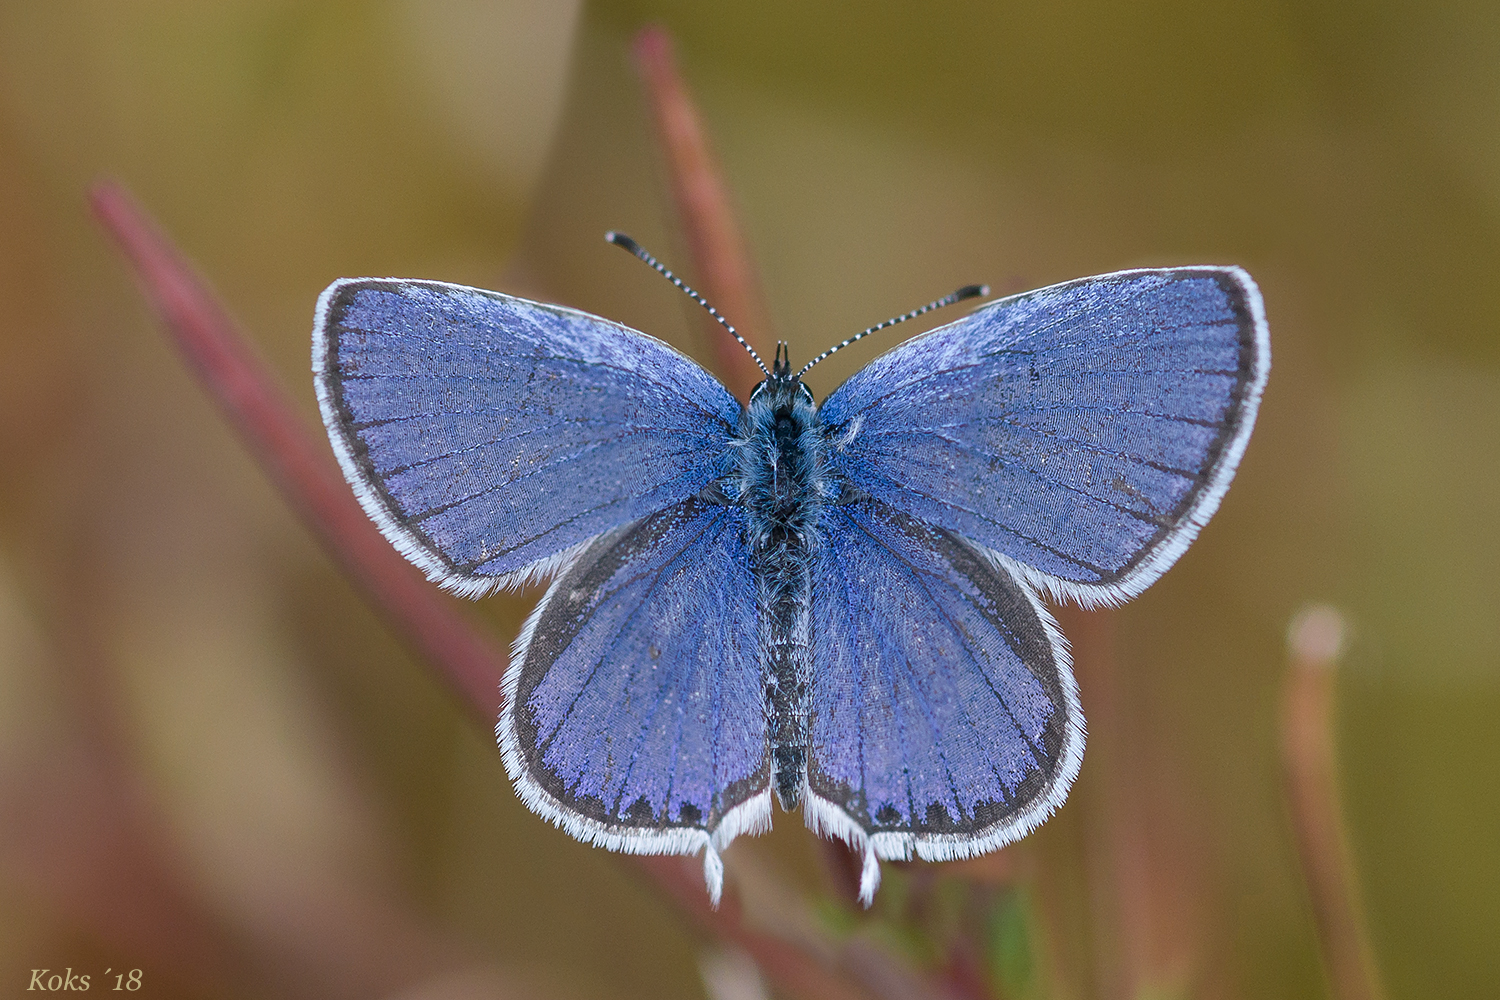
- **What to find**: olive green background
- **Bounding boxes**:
[0,2,1495,998]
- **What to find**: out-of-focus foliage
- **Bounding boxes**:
[0,1,1495,998]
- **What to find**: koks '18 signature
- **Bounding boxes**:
[28,968,142,990]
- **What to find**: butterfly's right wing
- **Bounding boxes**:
[314,279,741,597]
[818,268,1268,607]
[498,496,767,903]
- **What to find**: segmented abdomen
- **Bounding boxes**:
[738,388,826,810]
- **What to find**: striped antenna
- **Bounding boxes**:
[605,232,770,376]
[795,283,989,379]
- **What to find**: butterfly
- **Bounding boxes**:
[312,234,1269,905]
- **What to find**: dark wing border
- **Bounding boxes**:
[1015,266,1271,606]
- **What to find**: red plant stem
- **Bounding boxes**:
[632,25,771,400]
[1062,603,1193,1000]
[90,181,504,728]
[1282,607,1385,1000]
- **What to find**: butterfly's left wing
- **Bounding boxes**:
[805,497,1082,904]
[498,495,768,903]
[818,267,1269,606]
[314,279,740,597]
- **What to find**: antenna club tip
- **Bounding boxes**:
[605,231,641,252]
[958,284,989,300]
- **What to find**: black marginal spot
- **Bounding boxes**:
[520,505,694,824]
[624,796,656,825]
[879,513,1064,803]
[923,801,956,832]
[800,537,872,826]
[970,796,1013,829]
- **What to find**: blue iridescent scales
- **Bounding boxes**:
[313,266,1269,906]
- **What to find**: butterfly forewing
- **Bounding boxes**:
[314,279,740,595]
[818,267,1269,605]
[805,497,1081,901]
[498,495,769,898]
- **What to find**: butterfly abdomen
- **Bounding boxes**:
[737,376,826,810]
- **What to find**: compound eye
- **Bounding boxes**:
[749,380,768,402]
[797,382,814,405]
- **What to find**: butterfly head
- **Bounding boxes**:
[750,342,815,411]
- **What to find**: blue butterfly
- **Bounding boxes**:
[312,235,1269,905]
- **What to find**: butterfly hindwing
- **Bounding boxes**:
[805,496,1082,902]
[314,279,740,596]
[498,495,769,901]
[818,267,1269,605]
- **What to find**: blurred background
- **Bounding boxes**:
[0,1,1496,998]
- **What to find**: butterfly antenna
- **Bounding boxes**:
[795,283,989,379]
[605,231,770,376]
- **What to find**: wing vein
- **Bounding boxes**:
[859,429,1187,523]
[849,471,1115,579]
